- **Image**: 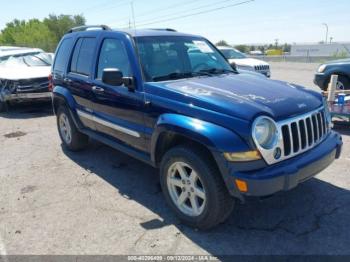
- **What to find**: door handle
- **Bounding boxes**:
[92,86,105,93]
[64,78,72,84]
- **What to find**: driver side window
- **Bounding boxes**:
[97,38,131,79]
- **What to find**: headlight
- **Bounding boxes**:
[318,64,327,73]
[252,116,278,150]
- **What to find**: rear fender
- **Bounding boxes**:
[52,86,82,128]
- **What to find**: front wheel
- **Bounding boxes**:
[336,76,350,90]
[0,101,8,113]
[57,105,89,151]
[160,146,235,229]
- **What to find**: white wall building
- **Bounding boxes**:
[291,43,350,57]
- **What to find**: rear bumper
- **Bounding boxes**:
[226,131,342,197]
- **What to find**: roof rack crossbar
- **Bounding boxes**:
[67,25,111,34]
[149,28,177,32]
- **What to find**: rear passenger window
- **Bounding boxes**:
[97,38,131,79]
[53,38,73,73]
[70,37,97,76]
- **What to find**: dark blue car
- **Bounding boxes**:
[52,26,342,229]
[314,58,350,90]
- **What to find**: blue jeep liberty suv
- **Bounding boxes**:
[52,25,343,229]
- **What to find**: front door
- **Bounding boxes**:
[90,35,147,152]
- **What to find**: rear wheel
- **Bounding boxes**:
[160,145,235,229]
[57,105,89,151]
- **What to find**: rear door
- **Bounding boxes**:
[65,36,98,130]
[90,34,147,152]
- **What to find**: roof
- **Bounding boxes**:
[67,27,200,38]
[117,29,199,38]
[216,46,234,50]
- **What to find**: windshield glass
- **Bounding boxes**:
[220,48,246,59]
[2,53,52,67]
[135,36,234,82]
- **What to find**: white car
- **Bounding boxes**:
[0,52,52,112]
[217,46,271,77]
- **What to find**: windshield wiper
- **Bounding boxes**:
[199,68,234,75]
[152,71,210,81]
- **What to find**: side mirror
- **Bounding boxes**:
[102,68,123,86]
[230,62,237,71]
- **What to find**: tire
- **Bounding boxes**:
[0,101,8,113]
[336,75,350,90]
[160,145,235,230]
[57,105,89,151]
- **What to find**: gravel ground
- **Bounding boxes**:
[0,62,349,257]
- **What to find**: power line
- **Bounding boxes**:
[135,0,254,27]
[110,0,203,24]
[107,0,201,24]
[83,0,136,14]
[134,0,243,25]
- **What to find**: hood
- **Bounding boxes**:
[148,73,323,121]
[228,58,269,67]
[325,58,350,65]
[0,65,51,80]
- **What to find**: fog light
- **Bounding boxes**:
[235,179,248,192]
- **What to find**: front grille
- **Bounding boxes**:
[280,109,328,158]
[254,65,270,71]
[16,77,49,93]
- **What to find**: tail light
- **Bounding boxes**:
[48,74,53,92]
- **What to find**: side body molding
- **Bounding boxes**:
[151,113,250,163]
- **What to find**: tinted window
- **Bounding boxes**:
[97,38,131,79]
[135,36,232,82]
[70,38,97,76]
[53,38,73,72]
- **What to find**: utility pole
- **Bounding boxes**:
[131,1,136,29]
[322,23,328,44]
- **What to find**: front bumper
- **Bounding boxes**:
[226,131,342,197]
[314,73,328,89]
[1,92,52,102]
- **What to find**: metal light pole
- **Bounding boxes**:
[131,1,136,29]
[322,23,329,44]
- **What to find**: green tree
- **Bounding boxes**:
[234,45,249,53]
[216,40,230,47]
[0,14,85,52]
[43,14,85,44]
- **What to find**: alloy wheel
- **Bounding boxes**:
[166,162,206,217]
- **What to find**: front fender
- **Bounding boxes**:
[151,113,250,163]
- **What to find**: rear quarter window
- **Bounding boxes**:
[70,37,97,76]
[53,38,74,73]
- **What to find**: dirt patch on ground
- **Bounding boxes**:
[4,131,27,138]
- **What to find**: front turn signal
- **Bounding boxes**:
[224,150,261,162]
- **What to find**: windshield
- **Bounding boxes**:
[1,53,52,67]
[220,48,246,59]
[135,36,234,82]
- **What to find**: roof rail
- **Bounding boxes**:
[67,25,111,34]
[149,28,177,32]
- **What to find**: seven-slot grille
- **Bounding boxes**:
[254,65,270,71]
[280,109,328,158]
